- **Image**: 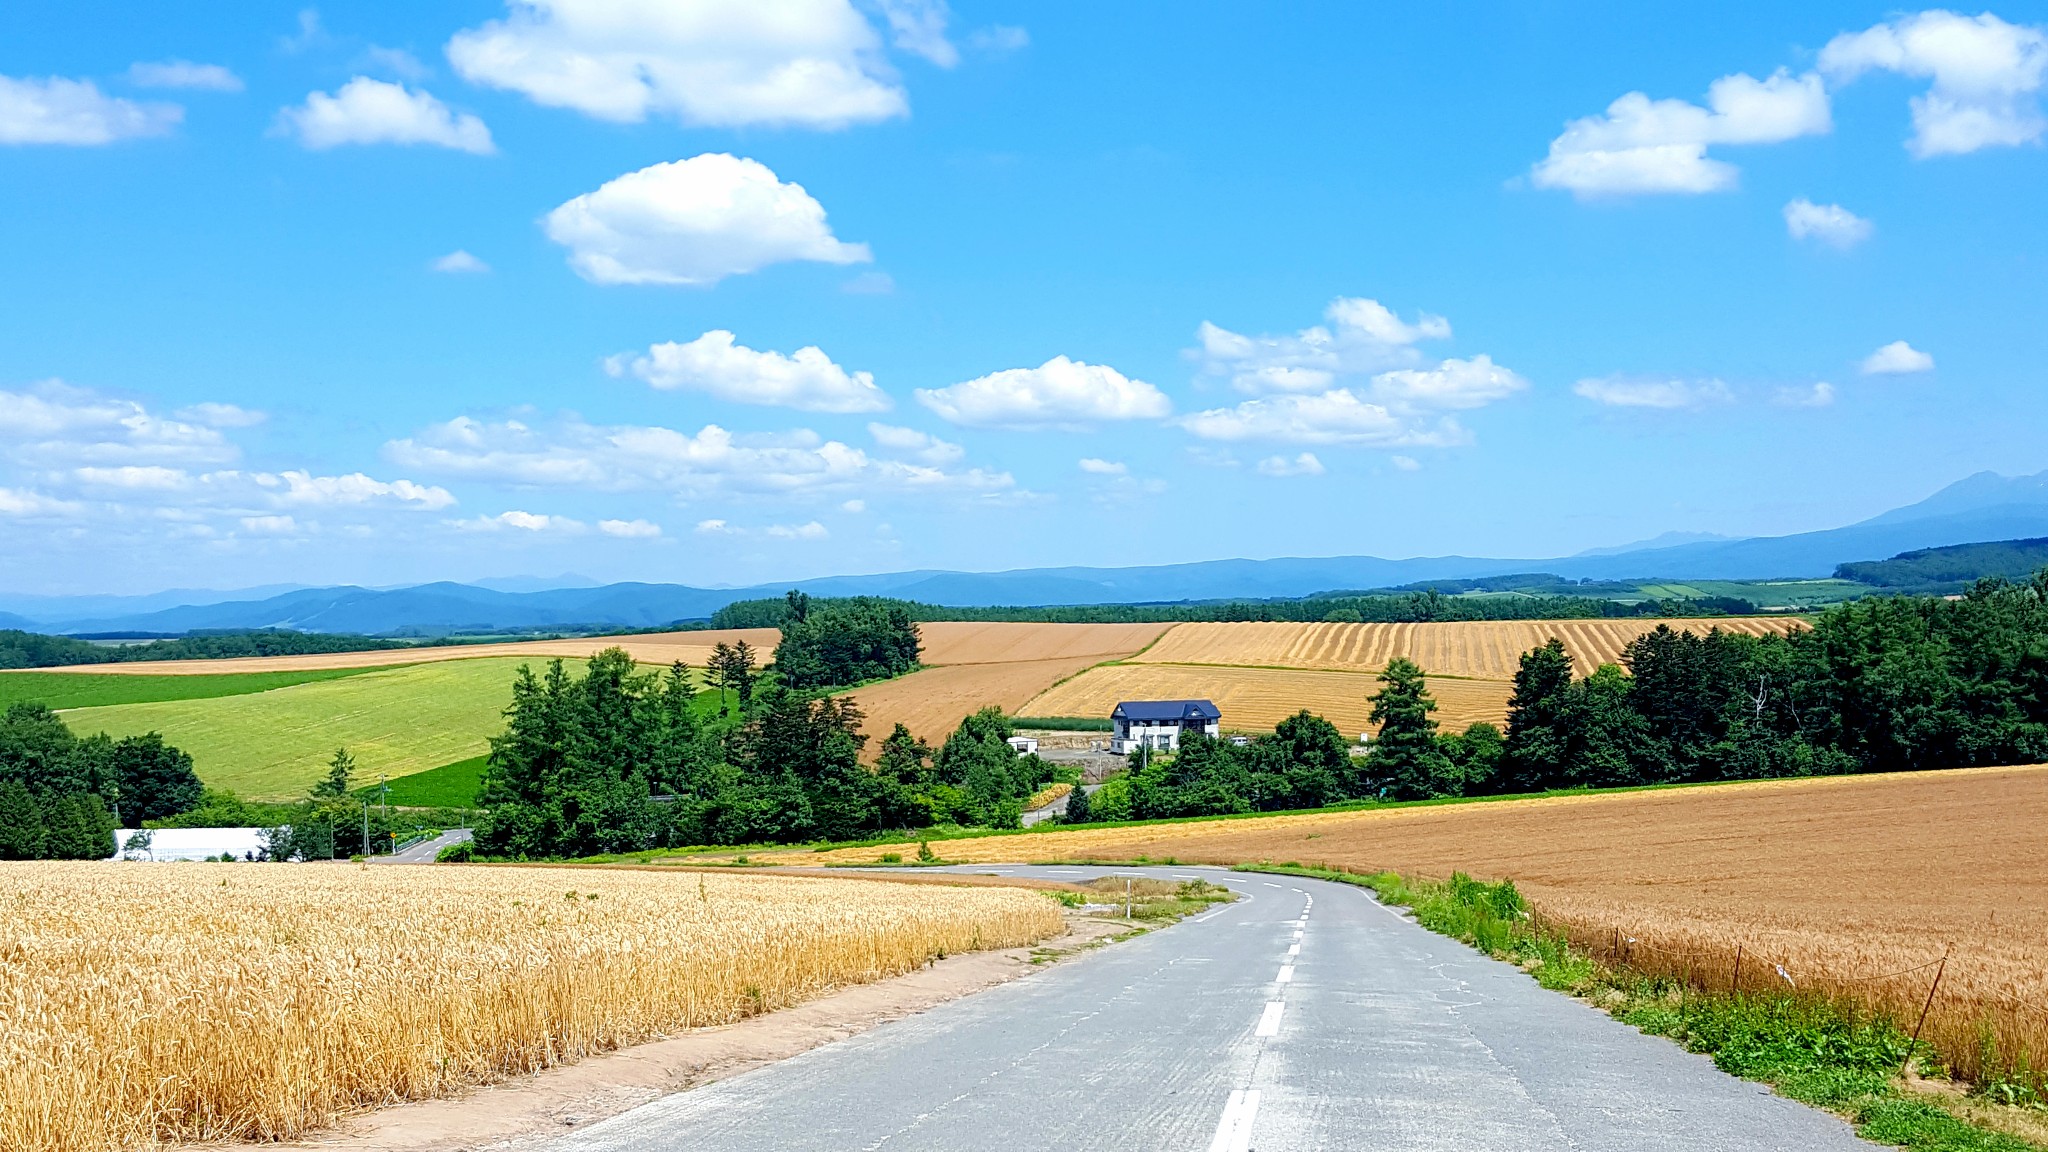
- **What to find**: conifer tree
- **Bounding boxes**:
[1367,657,1458,800]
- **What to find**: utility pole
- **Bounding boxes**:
[380,775,388,821]
[362,801,370,857]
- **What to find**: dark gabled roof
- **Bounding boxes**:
[1112,699,1221,722]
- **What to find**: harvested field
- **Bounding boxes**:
[840,656,1115,748]
[915,621,1169,665]
[0,864,1063,1152]
[1129,617,1805,679]
[1019,662,1515,737]
[786,763,2048,1091]
[25,628,782,676]
[835,623,1167,750]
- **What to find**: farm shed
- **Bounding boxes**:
[1110,699,1221,754]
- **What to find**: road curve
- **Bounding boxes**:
[547,865,1878,1152]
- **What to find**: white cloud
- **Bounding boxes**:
[1822,10,2048,157]
[876,0,958,67]
[1390,455,1422,472]
[1784,198,1874,248]
[432,250,492,274]
[840,498,866,513]
[544,154,868,286]
[173,402,266,428]
[695,518,731,534]
[0,75,182,145]
[0,487,83,517]
[598,517,661,537]
[1370,355,1528,410]
[614,330,888,412]
[966,26,1029,55]
[269,470,456,509]
[1860,340,1936,375]
[1256,452,1325,477]
[1181,390,1468,447]
[357,46,431,82]
[842,271,896,295]
[867,423,962,464]
[1077,457,1128,475]
[127,61,244,92]
[278,78,495,153]
[916,356,1171,429]
[1533,69,1830,196]
[0,383,237,466]
[1194,296,1450,393]
[1775,381,1838,407]
[447,0,909,129]
[387,413,1011,499]
[1573,375,1734,409]
[238,514,299,535]
[765,520,828,540]
[453,509,586,533]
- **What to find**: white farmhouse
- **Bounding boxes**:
[1109,699,1222,754]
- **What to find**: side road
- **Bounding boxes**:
[548,864,1881,1152]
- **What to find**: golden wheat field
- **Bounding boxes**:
[1129,617,1805,679]
[0,865,1063,1152]
[784,763,2048,1088]
[34,628,786,676]
[1020,662,1516,737]
[1017,617,1807,733]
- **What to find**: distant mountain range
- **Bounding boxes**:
[9,468,2048,636]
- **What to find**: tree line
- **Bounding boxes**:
[470,650,1064,858]
[0,628,410,670]
[708,589,1758,630]
[0,703,202,859]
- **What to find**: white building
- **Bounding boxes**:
[1006,735,1040,755]
[1110,699,1222,754]
[115,828,268,861]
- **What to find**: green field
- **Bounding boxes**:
[367,754,488,808]
[61,658,534,800]
[0,666,385,711]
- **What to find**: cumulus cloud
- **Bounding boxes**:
[544,154,868,286]
[1860,340,1936,375]
[1821,10,2048,156]
[841,498,866,512]
[1775,382,1838,407]
[1077,457,1127,475]
[766,520,828,540]
[0,487,84,518]
[867,423,963,464]
[1573,375,1734,409]
[239,514,298,535]
[598,517,661,537]
[1532,69,1830,196]
[0,75,182,145]
[174,402,266,428]
[1194,296,1451,393]
[277,78,495,153]
[612,330,888,412]
[452,509,586,533]
[127,60,243,91]
[695,518,731,534]
[1180,390,1469,447]
[916,356,1171,429]
[0,382,238,466]
[446,0,909,129]
[876,0,959,67]
[1784,198,1874,248]
[387,413,1011,499]
[1256,452,1325,477]
[432,250,491,274]
[1391,455,1422,472]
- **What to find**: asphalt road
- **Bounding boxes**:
[372,828,472,864]
[548,864,1879,1152]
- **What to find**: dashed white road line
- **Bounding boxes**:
[1206,1089,1260,1152]
[1256,1001,1285,1037]
[1276,965,1294,983]
[1287,943,1300,956]
[1261,882,1282,888]
[1293,929,1303,940]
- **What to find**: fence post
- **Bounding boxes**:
[1902,949,1950,1077]
[1731,945,1743,995]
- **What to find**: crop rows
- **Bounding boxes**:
[1021,663,1516,738]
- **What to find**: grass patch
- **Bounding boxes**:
[1236,863,2045,1152]
[364,755,487,808]
[1011,716,1113,731]
[0,667,385,711]
[1076,875,1234,921]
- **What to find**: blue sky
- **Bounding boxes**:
[2,2,2045,595]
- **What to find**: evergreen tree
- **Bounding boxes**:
[0,780,47,860]
[1367,658,1459,800]
[1063,782,1092,824]
[313,747,355,798]
[1500,638,1576,792]
[110,732,203,826]
[43,792,113,860]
